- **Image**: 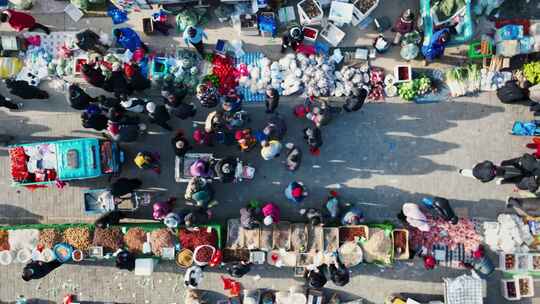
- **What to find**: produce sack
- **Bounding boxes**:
[497,80,526,103]
[0,58,23,79]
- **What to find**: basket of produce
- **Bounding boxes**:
[352,0,379,26]
[297,0,323,25]
[392,229,409,260]
[53,243,73,263]
[193,244,216,266]
[338,241,363,267]
[176,248,194,268]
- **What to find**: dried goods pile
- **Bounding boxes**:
[123,228,147,254]
[0,230,9,251]
[63,227,92,251]
[92,228,124,252]
[179,228,217,250]
[195,246,214,263]
[38,229,62,249]
[150,229,175,256]
[393,230,408,256]
[483,214,533,253]
[339,227,366,243]
[355,0,377,13]
[410,215,481,252]
[299,0,321,18]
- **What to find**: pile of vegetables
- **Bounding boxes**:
[523,61,540,85]
[398,75,432,101]
[445,64,480,97]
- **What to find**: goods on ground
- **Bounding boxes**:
[362,228,392,263]
[323,228,339,253]
[273,223,291,250]
[176,249,193,267]
[92,228,124,252]
[194,245,214,264]
[179,228,217,251]
[533,255,540,270]
[338,241,363,267]
[226,219,244,249]
[123,228,147,254]
[38,229,62,249]
[505,254,515,269]
[519,278,530,296]
[63,227,92,251]
[299,0,321,18]
[507,281,517,298]
[9,229,39,252]
[291,224,308,252]
[339,227,366,243]
[259,226,273,251]
[150,229,175,256]
[393,230,408,256]
[0,230,9,251]
[244,228,260,249]
[223,249,250,262]
[355,0,376,13]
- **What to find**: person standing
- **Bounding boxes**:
[113,28,148,52]
[421,28,451,65]
[265,87,279,113]
[262,202,280,226]
[0,94,22,111]
[227,261,252,278]
[171,130,191,157]
[183,26,207,56]
[285,143,302,171]
[303,127,322,154]
[0,9,50,34]
[134,151,161,174]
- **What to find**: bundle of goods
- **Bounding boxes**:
[179,228,218,251]
[361,228,392,264]
[334,64,371,98]
[212,55,239,95]
[445,64,481,97]
[176,8,208,32]
[410,215,481,253]
[9,147,30,183]
[368,68,385,101]
[62,227,92,251]
[0,230,9,251]
[123,228,147,254]
[169,50,201,90]
[236,52,266,102]
[150,229,175,256]
[92,227,125,252]
[38,229,63,249]
[8,229,39,263]
[523,61,540,85]
[484,214,533,253]
[398,75,433,101]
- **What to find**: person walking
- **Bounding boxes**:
[146,102,172,131]
[0,9,50,34]
[171,130,192,157]
[134,151,161,174]
[260,140,282,160]
[285,181,308,204]
[183,26,207,56]
[265,87,279,113]
[303,127,322,155]
[0,94,22,111]
[68,84,95,110]
[329,255,350,286]
[227,261,252,278]
[285,143,302,171]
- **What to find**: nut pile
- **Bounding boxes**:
[38,229,62,249]
[124,228,147,254]
[63,227,92,251]
[150,229,174,256]
[0,230,9,251]
[92,228,124,252]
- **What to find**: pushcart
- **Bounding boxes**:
[175,153,255,183]
[83,189,152,215]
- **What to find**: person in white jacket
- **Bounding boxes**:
[184,265,203,289]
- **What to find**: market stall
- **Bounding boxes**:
[223,219,410,271]
[8,138,123,187]
[0,223,222,274]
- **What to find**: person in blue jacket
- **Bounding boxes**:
[113,28,148,52]
[183,26,207,56]
[421,28,450,64]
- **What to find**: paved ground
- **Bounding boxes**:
[0,1,537,303]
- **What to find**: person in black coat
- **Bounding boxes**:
[127,64,150,92]
[343,88,368,112]
[146,102,172,131]
[104,68,132,98]
[329,256,350,287]
[285,143,301,171]
[162,87,195,120]
[304,265,328,289]
[226,261,252,278]
[96,95,121,110]
[81,64,106,89]
[501,153,540,175]
[0,94,21,110]
[81,111,108,131]
[110,178,142,197]
[75,29,108,54]
[171,130,191,157]
[5,79,48,100]
[265,87,279,113]
[22,260,62,281]
[68,84,94,110]
[214,156,237,183]
[303,127,322,149]
[116,250,135,271]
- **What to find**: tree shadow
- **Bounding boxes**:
[0,204,44,224]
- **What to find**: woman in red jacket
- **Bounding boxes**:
[0,9,50,34]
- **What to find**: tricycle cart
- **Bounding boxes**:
[83,189,152,215]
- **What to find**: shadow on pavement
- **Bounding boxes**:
[0,204,44,224]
